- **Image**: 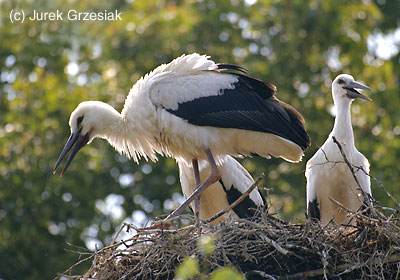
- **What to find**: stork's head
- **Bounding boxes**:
[331,74,371,104]
[53,101,120,176]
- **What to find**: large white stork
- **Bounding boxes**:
[306,74,372,224]
[53,53,310,220]
[178,155,266,225]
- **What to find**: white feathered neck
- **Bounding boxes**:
[331,98,354,146]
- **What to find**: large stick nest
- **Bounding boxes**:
[62,202,400,280]
[59,138,400,279]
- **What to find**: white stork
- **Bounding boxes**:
[178,155,266,225]
[305,74,372,224]
[53,53,310,221]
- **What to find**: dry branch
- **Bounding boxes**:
[205,173,264,224]
[331,136,372,204]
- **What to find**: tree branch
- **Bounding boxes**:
[331,136,375,211]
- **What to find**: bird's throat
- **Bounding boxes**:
[332,101,354,145]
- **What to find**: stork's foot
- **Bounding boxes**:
[150,222,176,230]
[140,217,177,231]
[138,224,167,231]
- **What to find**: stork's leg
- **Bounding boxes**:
[165,148,221,221]
[192,159,201,220]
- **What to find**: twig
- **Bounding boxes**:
[205,173,265,224]
[53,253,96,280]
[332,137,400,231]
[322,249,329,280]
[287,254,400,279]
[358,165,400,209]
[331,136,376,214]
[54,274,81,279]
[329,197,381,225]
[329,197,353,214]
[320,147,330,162]
[54,231,150,280]
[246,270,278,279]
[111,223,128,245]
[330,195,400,233]
[328,197,361,224]
[332,137,366,197]
[374,209,400,232]
[330,140,399,233]
[308,146,344,170]
[258,233,290,255]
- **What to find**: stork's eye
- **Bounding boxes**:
[338,79,345,84]
[77,116,84,126]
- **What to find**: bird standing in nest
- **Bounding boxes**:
[306,74,372,224]
[53,53,310,221]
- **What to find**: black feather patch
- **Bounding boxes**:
[167,74,310,150]
[216,63,248,74]
[220,179,266,219]
[307,199,320,220]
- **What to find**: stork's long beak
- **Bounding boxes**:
[344,81,371,101]
[53,131,89,177]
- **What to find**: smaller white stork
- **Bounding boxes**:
[178,155,266,225]
[306,74,372,224]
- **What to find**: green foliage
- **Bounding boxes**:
[175,233,244,279]
[175,257,200,280]
[0,0,399,279]
[197,234,216,256]
[210,267,245,280]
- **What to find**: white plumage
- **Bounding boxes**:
[306,74,372,224]
[178,155,265,225]
[53,53,310,220]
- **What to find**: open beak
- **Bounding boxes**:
[53,131,89,177]
[344,80,371,101]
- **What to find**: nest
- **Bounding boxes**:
[60,202,400,280]
[58,139,400,279]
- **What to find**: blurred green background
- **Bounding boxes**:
[1,0,399,279]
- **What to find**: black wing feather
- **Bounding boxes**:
[216,63,248,74]
[307,199,321,220]
[167,74,310,150]
[220,179,266,219]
